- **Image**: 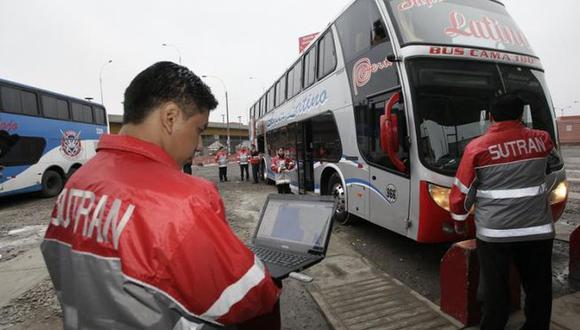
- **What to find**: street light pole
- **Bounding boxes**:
[99,59,112,105]
[162,43,182,65]
[202,75,230,154]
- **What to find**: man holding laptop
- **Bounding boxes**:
[41,62,282,329]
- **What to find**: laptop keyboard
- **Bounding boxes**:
[249,246,312,267]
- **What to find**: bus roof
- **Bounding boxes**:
[0,77,106,109]
[250,0,509,109]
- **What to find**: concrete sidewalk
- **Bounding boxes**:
[304,232,580,330]
[304,234,460,330]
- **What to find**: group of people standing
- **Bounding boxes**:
[213,146,295,194]
[214,145,263,183]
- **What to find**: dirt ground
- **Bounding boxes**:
[0,165,331,330]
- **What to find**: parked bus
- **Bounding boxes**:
[0,78,107,198]
[249,0,568,243]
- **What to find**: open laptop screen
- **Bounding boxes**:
[256,199,334,250]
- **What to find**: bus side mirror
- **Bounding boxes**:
[380,92,406,172]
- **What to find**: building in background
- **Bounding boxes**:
[108,115,249,153]
[108,114,123,134]
[558,115,580,144]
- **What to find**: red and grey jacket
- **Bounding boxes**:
[270,156,295,185]
[449,121,555,243]
[215,151,228,167]
[236,150,249,165]
[41,134,280,329]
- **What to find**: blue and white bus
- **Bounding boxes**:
[0,78,108,197]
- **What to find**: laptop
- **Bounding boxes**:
[247,194,336,280]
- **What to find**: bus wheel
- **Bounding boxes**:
[66,167,79,181]
[41,170,64,198]
[328,173,351,225]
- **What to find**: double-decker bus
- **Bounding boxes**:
[0,78,107,198]
[249,0,568,243]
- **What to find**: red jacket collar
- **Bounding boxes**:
[97,134,179,169]
[488,120,524,133]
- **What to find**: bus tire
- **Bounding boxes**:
[328,173,352,225]
[66,166,79,182]
[41,170,64,198]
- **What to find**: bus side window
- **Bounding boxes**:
[355,91,409,175]
[335,0,389,63]
[318,30,336,80]
[42,95,70,120]
[0,135,46,166]
[0,87,39,116]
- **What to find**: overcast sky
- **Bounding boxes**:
[1,0,579,124]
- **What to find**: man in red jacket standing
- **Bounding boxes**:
[450,95,555,330]
[41,62,281,329]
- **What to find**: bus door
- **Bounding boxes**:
[296,121,314,193]
[365,91,410,235]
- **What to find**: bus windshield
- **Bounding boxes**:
[385,0,535,56]
[407,59,557,175]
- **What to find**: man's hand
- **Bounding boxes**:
[454,222,467,236]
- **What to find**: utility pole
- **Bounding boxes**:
[202,75,230,154]
[99,59,112,105]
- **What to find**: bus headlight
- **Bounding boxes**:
[549,180,568,205]
[428,183,450,211]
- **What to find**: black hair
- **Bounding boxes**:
[123,61,218,124]
[490,94,525,122]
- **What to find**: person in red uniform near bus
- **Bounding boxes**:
[449,95,555,330]
[249,144,261,184]
[271,147,295,194]
[236,146,250,181]
[41,62,281,329]
[214,146,228,182]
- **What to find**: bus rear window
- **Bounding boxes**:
[71,102,93,123]
[93,106,106,125]
[385,0,535,56]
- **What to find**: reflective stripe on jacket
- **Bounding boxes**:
[449,121,555,243]
[41,134,280,329]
